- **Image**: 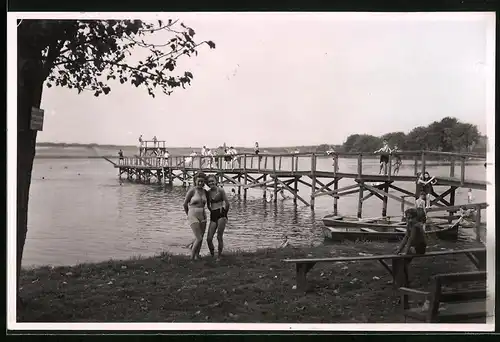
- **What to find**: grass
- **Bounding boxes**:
[17,239,483,323]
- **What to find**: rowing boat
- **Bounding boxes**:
[321,215,462,242]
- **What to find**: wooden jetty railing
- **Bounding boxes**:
[108,150,488,225]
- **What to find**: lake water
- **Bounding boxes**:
[23,157,486,268]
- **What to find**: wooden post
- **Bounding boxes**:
[273,156,278,202]
[357,181,364,218]
[400,196,405,217]
[420,152,426,176]
[414,157,418,176]
[382,183,389,217]
[250,156,254,169]
[293,176,298,205]
[460,157,466,185]
[333,178,339,216]
[238,174,241,195]
[264,156,268,170]
[279,156,282,171]
[243,154,248,199]
[291,156,295,173]
[310,154,317,209]
[333,154,338,177]
[295,156,299,172]
[387,155,392,179]
[263,174,267,200]
[450,157,455,178]
[448,187,456,223]
[357,153,363,179]
[475,204,482,242]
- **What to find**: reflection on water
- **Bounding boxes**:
[22,158,486,267]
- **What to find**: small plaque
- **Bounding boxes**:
[30,107,44,131]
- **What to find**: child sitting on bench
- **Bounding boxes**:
[396,208,427,255]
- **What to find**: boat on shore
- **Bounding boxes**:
[322,215,462,242]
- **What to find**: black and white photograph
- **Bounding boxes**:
[7,11,495,331]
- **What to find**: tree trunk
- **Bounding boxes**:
[17,54,44,305]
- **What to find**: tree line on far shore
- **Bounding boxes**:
[317,117,486,155]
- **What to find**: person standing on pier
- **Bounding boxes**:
[417,171,436,208]
[152,136,158,148]
[206,175,230,260]
[206,148,214,168]
[228,146,239,169]
[138,135,143,156]
[118,149,124,164]
[415,193,427,229]
[467,188,474,204]
[201,146,207,167]
[164,150,170,167]
[392,145,402,175]
[374,140,392,175]
[326,146,336,166]
[223,147,232,169]
[156,147,162,166]
[183,172,209,261]
[254,142,262,163]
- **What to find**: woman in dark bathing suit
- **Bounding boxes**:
[206,175,230,259]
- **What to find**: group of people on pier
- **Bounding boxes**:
[374,140,402,175]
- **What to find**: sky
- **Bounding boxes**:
[30,12,495,147]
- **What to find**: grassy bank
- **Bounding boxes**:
[18,239,483,323]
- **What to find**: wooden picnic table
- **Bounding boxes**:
[282,247,486,292]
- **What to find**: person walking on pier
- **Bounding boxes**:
[206,175,230,260]
[374,140,392,175]
[183,172,209,261]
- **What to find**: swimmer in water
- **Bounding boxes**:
[183,172,209,260]
[206,175,230,259]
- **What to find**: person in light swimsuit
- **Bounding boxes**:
[206,175,230,259]
[183,172,209,260]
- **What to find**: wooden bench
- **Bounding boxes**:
[399,271,487,323]
[282,248,486,292]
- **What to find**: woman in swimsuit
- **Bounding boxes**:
[417,171,436,208]
[183,172,209,260]
[206,175,230,259]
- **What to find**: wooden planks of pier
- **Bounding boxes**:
[107,150,488,232]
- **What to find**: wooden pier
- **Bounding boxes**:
[108,150,488,237]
